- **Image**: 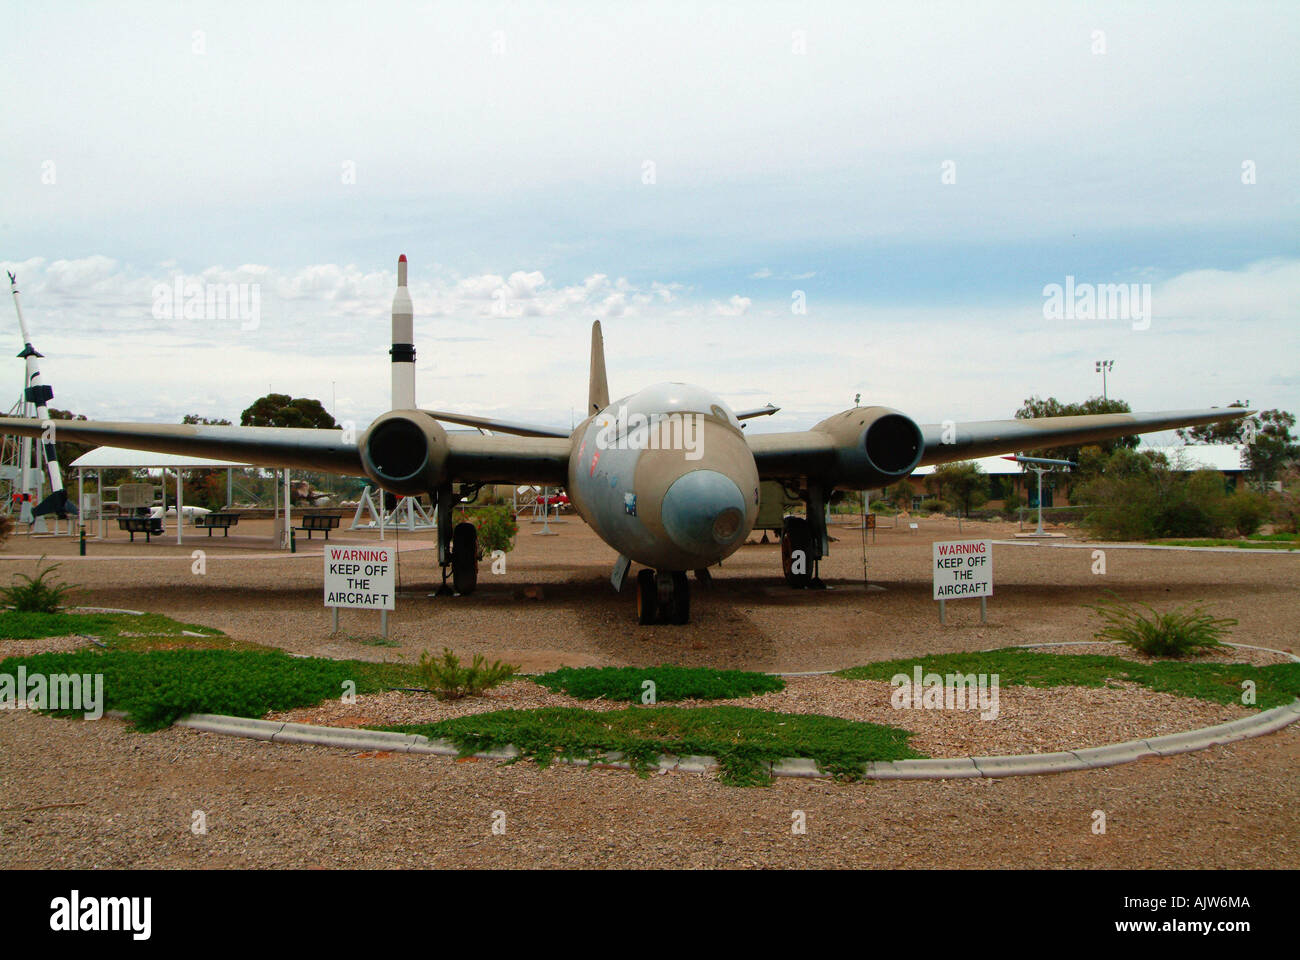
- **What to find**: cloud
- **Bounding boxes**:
[0,256,1294,437]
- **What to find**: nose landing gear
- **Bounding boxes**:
[635,568,690,625]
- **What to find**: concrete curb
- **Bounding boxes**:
[168,696,1300,782]
[136,640,1300,782]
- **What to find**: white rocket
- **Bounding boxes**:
[7,271,75,519]
[390,254,415,410]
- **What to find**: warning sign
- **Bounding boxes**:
[324,544,395,610]
[932,540,993,600]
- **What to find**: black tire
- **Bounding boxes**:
[636,569,657,625]
[669,571,690,624]
[781,516,813,587]
[451,521,478,595]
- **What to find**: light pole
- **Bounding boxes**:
[1094,360,1114,401]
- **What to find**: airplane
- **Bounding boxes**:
[0,258,1250,624]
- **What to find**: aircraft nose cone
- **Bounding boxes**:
[661,470,747,556]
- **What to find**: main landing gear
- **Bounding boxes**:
[780,486,829,590]
[635,569,690,625]
[435,482,480,596]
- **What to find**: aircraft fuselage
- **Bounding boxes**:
[567,382,760,572]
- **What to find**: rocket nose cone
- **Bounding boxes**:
[660,470,747,557]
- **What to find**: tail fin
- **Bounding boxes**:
[588,321,609,415]
[32,488,76,519]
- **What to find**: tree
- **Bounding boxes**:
[182,414,232,426]
[1244,410,1298,484]
[239,394,337,429]
[1175,400,1251,444]
[46,408,91,468]
[1175,402,1297,485]
[928,460,988,517]
[1014,395,1139,463]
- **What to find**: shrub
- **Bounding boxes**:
[1001,491,1023,513]
[1077,464,1234,540]
[1087,594,1235,658]
[1,559,77,613]
[921,499,949,515]
[1271,468,1300,533]
[459,505,518,556]
[1224,489,1271,536]
[417,648,518,700]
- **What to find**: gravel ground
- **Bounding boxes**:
[269,675,1257,758]
[2,708,1296,869]
[1,517,1296,868]
[0,634,96,658]
[1,517,1295,673]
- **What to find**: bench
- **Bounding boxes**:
[295,514,341,539]
[117,516,164,542]
[194,512,240,537]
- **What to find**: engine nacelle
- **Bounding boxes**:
[812,405,924,489]
[359,410,450,496]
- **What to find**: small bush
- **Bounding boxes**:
[1,559,77,613]
[1224,489,1271,536]
[921,499,949,515]
[1001,491,1023,513]
[458,505,518,556]
[417,648,518,700]
[1088,594,1236,658]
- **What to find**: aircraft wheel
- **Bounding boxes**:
[781,516,813,588]
[636,569,657,625]
[451,521,479,595]
[668,571,691,624]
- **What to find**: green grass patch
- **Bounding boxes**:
[381,705,923,785]
[1146,538,1300,550]
[0,648,415,731]
[0,610,226,644]
[835,649,1300,710]
[534,665,785,702]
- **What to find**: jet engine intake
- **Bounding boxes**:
[359,410,449,495]
[813,405,924,488]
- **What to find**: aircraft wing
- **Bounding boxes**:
[748,407,1251,483]
[421,409,570,438]
[914,409,1249,466]
[0,418,363,474]
[0,417,571,486]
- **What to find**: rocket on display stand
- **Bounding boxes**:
[390,254,415,410]
[7,271,76,521]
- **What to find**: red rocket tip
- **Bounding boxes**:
[398,254,407,262]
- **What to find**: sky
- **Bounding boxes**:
[1,1,1297,438]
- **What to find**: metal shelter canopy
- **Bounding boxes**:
[69,446,294,547]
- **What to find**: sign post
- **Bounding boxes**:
[324,543,396,637]
[932,539,993,624]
